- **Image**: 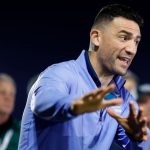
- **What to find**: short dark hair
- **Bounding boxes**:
[92,4,143,28]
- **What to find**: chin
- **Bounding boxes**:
[115,68,128,76]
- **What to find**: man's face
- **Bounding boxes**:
[96,17,141,75]
[0,80,16,116]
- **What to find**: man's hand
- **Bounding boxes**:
[107,101,148,141]
[70,84,122,115]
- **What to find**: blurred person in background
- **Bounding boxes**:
[136,83,150,149]
[138,84,150,128]
[124,70,139,100]
[0,73,20,150]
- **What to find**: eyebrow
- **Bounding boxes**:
[118,30,141,40]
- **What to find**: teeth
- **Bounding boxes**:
[123,58,128,62]
[119,57,130,63]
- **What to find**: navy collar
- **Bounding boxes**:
[84,50,126,91]
[84,50,101,87]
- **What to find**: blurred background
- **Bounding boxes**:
[0,0,149,119]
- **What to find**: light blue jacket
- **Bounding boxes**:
[18,50,150,150]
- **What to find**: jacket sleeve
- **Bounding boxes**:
[114,93,150,150]
[30,63,78,122]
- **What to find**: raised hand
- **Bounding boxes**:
[70,84,122,115]
[107,101,148,141]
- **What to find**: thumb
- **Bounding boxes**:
[102,98,122,108]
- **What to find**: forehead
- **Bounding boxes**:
[109,17,141,37]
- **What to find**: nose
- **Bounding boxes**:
[3,93,13,102]
[125,41,137,56]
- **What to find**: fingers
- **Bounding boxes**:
[136,117,148,141]
[130,104,148,141]
[140,117,147,127]
[143,134,148,141]
[83,89,101,102]
[137,124,148,141]
[129,101,137,119]
[137,107,144,121]
[142,127,148,141]
[83,84,116,102]
[106,108,122,120]
[103,98,122,108]
[96,84,116,99]
[140,117,148,139]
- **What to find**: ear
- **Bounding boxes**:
[90,29,101,46]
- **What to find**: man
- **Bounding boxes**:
[19,4,150,150]
[0,73,20,150]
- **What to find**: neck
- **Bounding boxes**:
[88,50,114,86]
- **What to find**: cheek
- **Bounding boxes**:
[98,41,120,62]
[6,99,15,107]
[0,98,4,105]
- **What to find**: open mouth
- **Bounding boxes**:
[118,56,131,67]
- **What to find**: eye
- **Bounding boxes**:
[135,40,140,46]
[0,90,6,96]
[119,35,129,41]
